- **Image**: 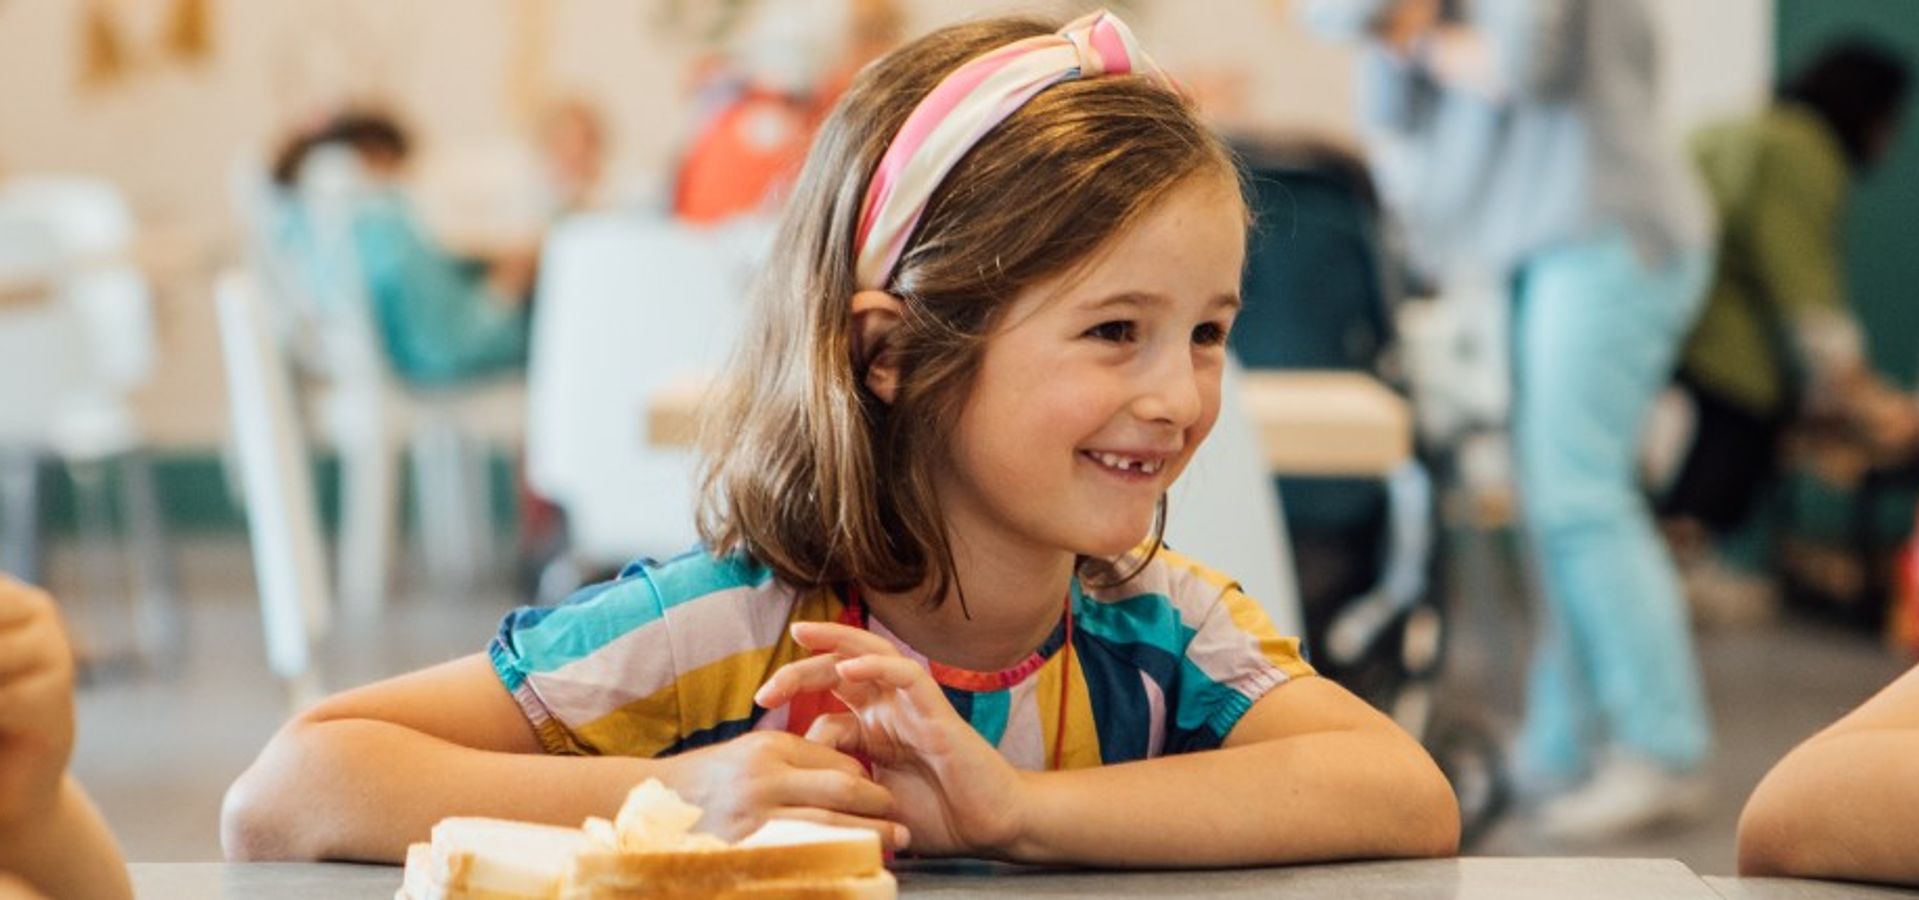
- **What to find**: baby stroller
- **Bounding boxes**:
[1230,136,1507,845]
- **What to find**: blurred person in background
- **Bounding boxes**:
[537,97,612,219]
[1661,41,1914,624]
[1304,0,1716,841]
[0,575,133,900]
[671,0,901,224]
[271,109,531,387]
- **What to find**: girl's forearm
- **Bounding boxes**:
[1739,730,1919,884]
[999,730,1458,867]
[0,776,133,900]
[221,718,664,863]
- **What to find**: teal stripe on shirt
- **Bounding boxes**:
[969,689,1012,747]
[1075,587,1257,740]
[1073,590,1196,660]
[503,552,776,676]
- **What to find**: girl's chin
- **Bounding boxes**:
[1075,527,1160,560]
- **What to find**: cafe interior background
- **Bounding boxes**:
[2,0,1917,876]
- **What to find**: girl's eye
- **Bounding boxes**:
[1086,320,1136,343]
[1193,322,1230,346]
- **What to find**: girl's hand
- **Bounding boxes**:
[0,577,76,830]
[754,623,1029,858]
[658,730,906,851]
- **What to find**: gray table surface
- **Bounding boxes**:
[1705,876,1919,899]
[130,857,1730,899]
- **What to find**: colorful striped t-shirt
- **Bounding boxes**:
[488,547,1313,769]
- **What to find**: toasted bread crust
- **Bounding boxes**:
[565,837,881,891]
[564,870,897,900]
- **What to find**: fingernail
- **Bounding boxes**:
[894,824,910,850]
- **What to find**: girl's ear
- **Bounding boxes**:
[851,289,906,404]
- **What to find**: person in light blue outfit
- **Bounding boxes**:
[1304,0,1715,841]
[269,111,531,387]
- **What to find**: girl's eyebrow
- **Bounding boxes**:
[1080,291,1243,312]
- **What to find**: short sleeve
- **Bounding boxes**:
[1165,576,1316,754]
[488,569,685,757]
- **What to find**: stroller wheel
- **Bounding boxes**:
[1426,716,1511,849]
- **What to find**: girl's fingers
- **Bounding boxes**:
[802,712,863,755]
[789,622,900,659]
[766,806,911,854]
[765,766,895,819]
[754,654,845,709]
[835,655,952,720]
[773,732,869,781]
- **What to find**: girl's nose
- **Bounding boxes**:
[1132,346,1205,429]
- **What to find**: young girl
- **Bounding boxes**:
[224,12,1457,867]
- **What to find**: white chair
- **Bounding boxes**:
[214,269,329,707]
[525,212,769,588]
[229,148,525,614]
[0,176,178,670]
[1165,355,1305,638]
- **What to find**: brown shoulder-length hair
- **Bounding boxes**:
[696,15,1241,604]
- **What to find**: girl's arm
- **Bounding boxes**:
[1738,666,1919,885]
[0,777,132,900]
[221,653,899,863]
[1006,676,1459,867]
[762,623,1458,867]
[221,653,653,862]
[0,577,132,900]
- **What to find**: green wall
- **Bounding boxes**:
[1776,0,1919,381]
[25,451,519,535]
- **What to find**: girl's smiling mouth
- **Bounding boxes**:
[1080,449,1169,478]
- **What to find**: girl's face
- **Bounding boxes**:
[935,173,1246,563]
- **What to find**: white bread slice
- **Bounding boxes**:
[564,819,884,895]
[400,817,596,900]
[566,869,897,900]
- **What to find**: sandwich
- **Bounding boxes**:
[397,779,897,899]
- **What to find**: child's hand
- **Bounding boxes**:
[659,729,906,851]
[0,577,76,830]
[755,623,1029,858]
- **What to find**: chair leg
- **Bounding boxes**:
[411,419,479,592]
[66,456,132,671]
[118,450,184,674]
[0,450,43,584]
[338,432,396,619]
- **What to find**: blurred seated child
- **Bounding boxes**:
[271,109,531,387]
[0,576,132,900]
[1740,664,1919,885]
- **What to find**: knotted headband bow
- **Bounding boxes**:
[852,10,1170,291]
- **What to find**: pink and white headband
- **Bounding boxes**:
[852,10,1170,291]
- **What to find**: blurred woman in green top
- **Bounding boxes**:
[1662,41,1912,582]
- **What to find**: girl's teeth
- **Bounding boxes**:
[1090,452,1161,474]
